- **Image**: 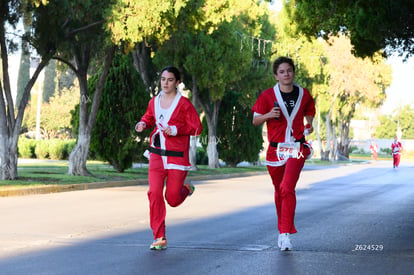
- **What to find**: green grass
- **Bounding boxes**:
[0,161,268,189]
[0,156,377,190]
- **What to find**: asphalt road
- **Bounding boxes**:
[0,161,413,275]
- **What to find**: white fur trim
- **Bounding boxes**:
[273,84,304,142]
[170,125,177,136]
[166,163,192,171]
[264,159,288,167]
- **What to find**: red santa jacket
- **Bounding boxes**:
[391,141,402,155]
[140,91,202,170]
[252,84,315,166]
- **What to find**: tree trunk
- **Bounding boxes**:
[322,113,332,161]
[0,21,50,180]
[338,119,351,158]
[0,135,18,180]
[189,76,199,170]
[202,99,221,168]
[15,8,31,109]
[206,128,219,168]
[68,46,115,176]
[314,106,323,159]
[68,133,91,176]
[131,42,157,95]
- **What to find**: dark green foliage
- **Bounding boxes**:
[16,47,30,108]
[85,52,151,172]
[380,148,392,156]
[215,90,263,167]
[287,0,414,59]
[43,60,57,103]
[196,147,208,165]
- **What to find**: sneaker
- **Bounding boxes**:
[150,237,167,250]
[184,183,195,196]
[277,233,282,248]
[279,233,292,251]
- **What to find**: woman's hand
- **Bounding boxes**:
[135,122,146,132]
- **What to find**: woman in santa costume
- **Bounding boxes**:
[135,66,202,250]
[252,57,315,251]
[391,136,403,168]
[369,139,378,161]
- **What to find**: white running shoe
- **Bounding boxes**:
[278,233,282,248]
[279,233,292,251]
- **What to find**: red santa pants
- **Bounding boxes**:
[393,154,401,168]
[267,147,308,234]
[147,153,190,239]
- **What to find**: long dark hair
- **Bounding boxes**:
[160,66,181,82]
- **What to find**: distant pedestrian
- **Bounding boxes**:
[369,139,378,161]
[252,57,315,251]
[391,136,403,168]
[135,66,202,250]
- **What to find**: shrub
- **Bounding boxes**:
[380,148,392,155]
[18,137,36,158]
[49,139,66,160]
[196,147,208,165]
[65,139,77,159]
[34,140,49,159]
[349,145,359,153]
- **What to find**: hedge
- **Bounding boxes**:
[18,137,76,160]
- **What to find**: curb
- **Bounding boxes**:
[0,171,266,197]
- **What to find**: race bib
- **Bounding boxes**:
[277,142,300,160]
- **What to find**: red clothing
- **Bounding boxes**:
[252,85,315,166]
[148,154,189,238]
[139,91,202,239]
[391,141,403,168]
[252,84,315,234]
[370,141,378,161]
[140,91,202,170]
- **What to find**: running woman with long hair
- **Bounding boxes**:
[135,66,202,250]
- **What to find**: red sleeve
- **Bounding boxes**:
[176,98,203,136]
[140,98,156,129]
[252,88,275,115]
[303,88,316,117]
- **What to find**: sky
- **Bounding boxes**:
[380,55,414,115]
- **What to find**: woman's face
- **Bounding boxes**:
[274,62,295,86]
[160,71,179,94]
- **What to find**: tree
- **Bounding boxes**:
[108,0,275,168]
[0,0,52,180]
[272,5,329,159]
[153,1,275,168]
[322,36,392,159]
[215,90,263,167]
[286,0,414,59]
[87,52,151,172]
[376,106,414,139]
[375,115,398,139]
[42,59,56,103]
[15,0,31,109]
[31,0,116,175]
